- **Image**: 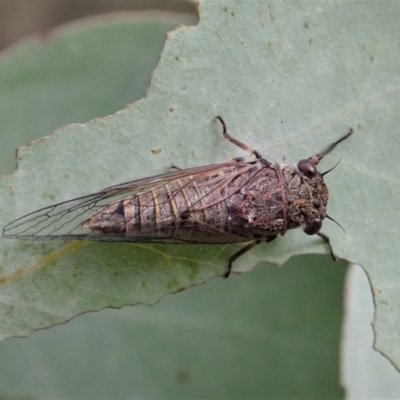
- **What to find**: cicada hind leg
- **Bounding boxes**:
[215,116,272,164]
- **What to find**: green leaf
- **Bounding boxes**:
[1,0,400,378]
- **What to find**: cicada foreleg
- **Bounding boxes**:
[309,127,354,166]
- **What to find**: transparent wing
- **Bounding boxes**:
[3,160,263,243]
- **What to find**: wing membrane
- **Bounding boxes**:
[3,160,263,243]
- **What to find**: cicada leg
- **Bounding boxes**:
[309,127,354,165]
[215,116,263,160]
[170,164,183,171]
[317,232,339,262]
[224,235,277,279]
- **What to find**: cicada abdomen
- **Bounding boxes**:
[82,161,268,244]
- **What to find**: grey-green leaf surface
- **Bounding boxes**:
[0,0,399,379]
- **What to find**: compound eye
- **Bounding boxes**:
[298,159,317,178]
[304,218,322,235]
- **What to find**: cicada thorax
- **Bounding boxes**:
[222,164,286,237]
[223,163,329,238]
[281,164,329,231]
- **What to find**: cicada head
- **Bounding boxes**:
[296,158,329,235]
[283,159,329,235]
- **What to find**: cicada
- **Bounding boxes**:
[3,116,353,278]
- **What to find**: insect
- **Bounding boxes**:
[3,116,353,278]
